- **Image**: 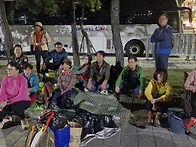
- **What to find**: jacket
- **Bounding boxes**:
[75,64,90,82]
[8,55,28,66]
[0,74,30,104]
[21,72,39,93]
[30,31,51,51]
[145,79,173,102]
[184,69,196,92]
[44,49,68,65]
[58,69,76,93]
[89,61,110,83]
[151,24,173,54]
[115,65,145,91]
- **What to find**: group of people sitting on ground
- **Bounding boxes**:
[0,35,195,132]
[0,42,176,130]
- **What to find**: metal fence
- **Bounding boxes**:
[145,33,196,60]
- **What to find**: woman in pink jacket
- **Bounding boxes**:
[0,62,31,129]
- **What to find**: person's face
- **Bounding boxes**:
[157,72,167,83]
[84,56,89,64]
[35,25,42,32]
[159,15,168,27]
[55,45,63,53]
[24,67,32,77]
[128,58,137,70]
[14,47,22,57]
[62,63,70,71]
[96,53,104,63]
[7,65,19,77]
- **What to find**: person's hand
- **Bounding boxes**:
[0,101,7,111]
[61,90,65,95]
[42,63,46,70]
[193,89,196,93]
[115,87,120,93]
[28,88,31,93]
[87,82,93,90]
[150,99,156,105]
[101,83,106,91]
[152,104,157,111]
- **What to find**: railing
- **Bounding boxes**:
[145,33,196,61]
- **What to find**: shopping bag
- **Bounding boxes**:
[50,125,70,147]
[68,121,82,147]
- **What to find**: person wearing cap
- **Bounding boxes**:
[50,59,76,109]
[30,22,51,76]
[41,42,68,78]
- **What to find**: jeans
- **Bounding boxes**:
[83,81,109,93]
[52,88,75,104]
[119,82,140,95]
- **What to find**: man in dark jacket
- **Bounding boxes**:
[41,42,68,77]
[151,13,173,72]
[83,50,110,95]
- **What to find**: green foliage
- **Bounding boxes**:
[86,0,102,12]
[15,0,59,15]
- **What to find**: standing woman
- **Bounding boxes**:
[0,62,31,129]
[151,13,173,72]
[8,44,28,67]
[21,63,39,107]
[30,22,51,76]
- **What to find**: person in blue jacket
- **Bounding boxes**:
[151,13,173,72]
[21,63,39,107]
[41,42,68,77]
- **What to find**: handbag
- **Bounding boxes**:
[68,120,82,147]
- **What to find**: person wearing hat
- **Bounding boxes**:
[50,58,76,110]
[30,22,51,77]
[41,42,68,78]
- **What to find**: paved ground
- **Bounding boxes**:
[1,55,196,147]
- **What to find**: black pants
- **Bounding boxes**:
[34,50,48,74]
[191,93,196,118]
[0,101,30,122]
[41,63,60,74]
[146,100,168,114]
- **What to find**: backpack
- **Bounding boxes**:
[25,124,55,147]
[38,81,53,102]
[37,81,53,109]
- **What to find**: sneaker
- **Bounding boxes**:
[21,118,29,130]
[0,116,12,129]
[100,90,108,95]
[84,88,89,92]
[183,118,195,133]
[45,73,49,77]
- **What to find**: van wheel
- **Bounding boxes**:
[125,40,145,56]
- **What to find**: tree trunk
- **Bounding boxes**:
[0,0,13,57]
[80,0,91,54]
[70,0,80,67]
[111,0,124,67]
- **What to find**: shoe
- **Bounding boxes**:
[21,118,29,130]
[84,88,89,92]
[153,123,161,127]
[183,118,195,133]
[0,116,12,129]
[100,90,108,95]
[45,73,49,77]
